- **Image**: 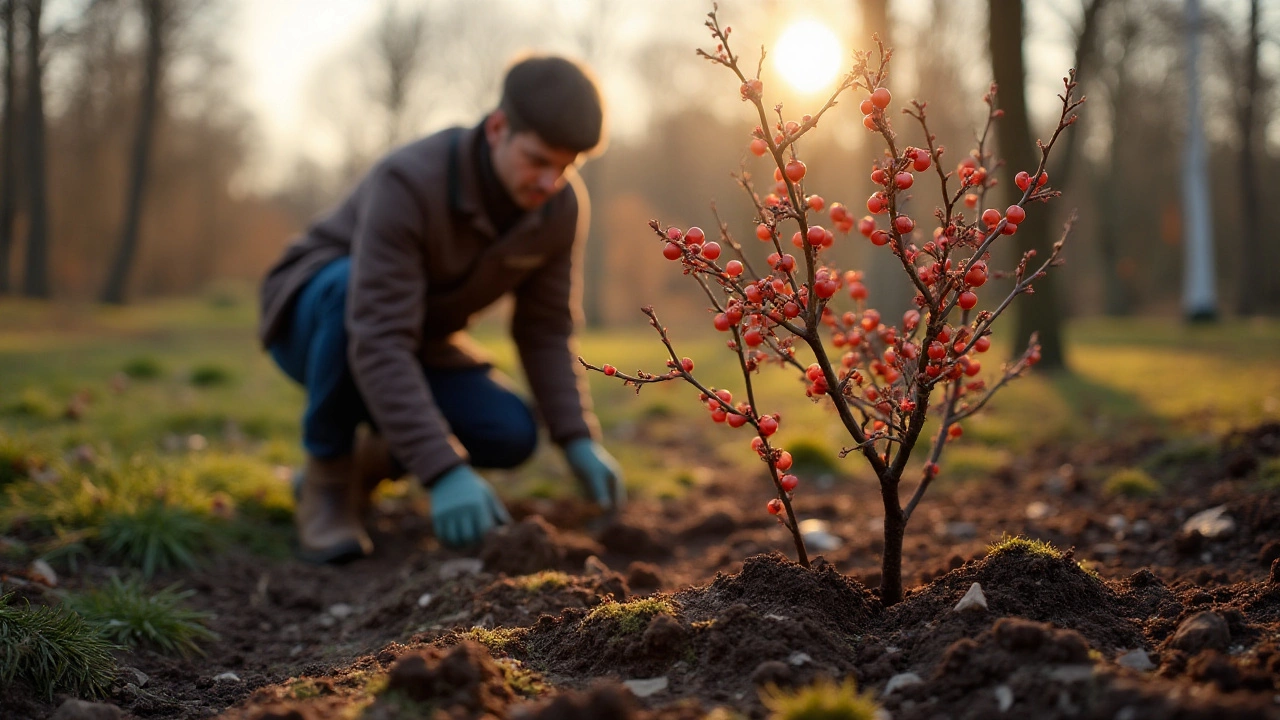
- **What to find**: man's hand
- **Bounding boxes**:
[564,438,625,511]
[430,465,511,548]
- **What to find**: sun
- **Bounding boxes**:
[773,18,844,94]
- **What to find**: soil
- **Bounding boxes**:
[3,421,1280,719]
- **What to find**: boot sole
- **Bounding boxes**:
[296,539,369,565]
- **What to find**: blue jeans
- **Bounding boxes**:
[268,257,537,469]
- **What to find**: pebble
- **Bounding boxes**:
[622,676,669,697]
[417,592,434,608]
[995,684,1014,712]
[802,530,844,552]
[124,667,149,687]
[328,603,354,619]
[939,521,977,540]
[213,672,241,682]
[49,699,123,720]
[439,558,484,580]
[1116,649,1155,671]
[954,582,988,612]
[29,559,57,587]
[584,555,611,575]
[1182,505,1235,539]
[884,672,922,694]
[787,651,812,666]
[1047,665,1094,683]
[1093,543,1119,557]
[1130,519,1152,538]
[1170,611,1230,653]
[1025,501,1053,521]
[1106,515,1128,533]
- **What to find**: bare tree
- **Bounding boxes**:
[989,0,1066,369]
[22,0,49,298]
[1096,12,1140,316]
[370,0,426,148]
[101,0,167,304]
[1235,0,1264,315]
[1,0,16,294]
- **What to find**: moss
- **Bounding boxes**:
[986,535,1061,560]
[760,677,882,720]
[513,571,572,594]
[1076,560,1102,581]
[784,438,841,476]
[1103,468,1161,499]
[496,657,546,698]
[461,626,525,654]
[584,596,676,635]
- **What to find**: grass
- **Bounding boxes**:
[760,677,881,720]
[67,574,218,656]
[584,596,676,635]
[987,535,1061,559]
[122,356,164,380]
[0,592,119,699]
[1102,468,1162,499]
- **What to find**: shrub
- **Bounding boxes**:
[761,677,881,720]
[1103,468,1161,498]
[584,7,1079,605]
[122,356,164,380]
[67,575,217,656]
[189,364,233,388]
[0,592,118,699]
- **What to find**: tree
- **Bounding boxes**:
[370,0,426,148]
[1096,13,1140,316]
[1,0,16,294]
[989,0,1066,370]
[22,0,49,298]
[101,0,166,304]
[1235,0,1263,316]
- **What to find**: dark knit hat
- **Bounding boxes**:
[499,55,605,153]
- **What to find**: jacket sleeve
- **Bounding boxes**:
[510,181,600,446]
[346,166,468,485]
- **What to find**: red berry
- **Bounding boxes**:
[849,281,868,300]
[867,193,887,214]
[1000,222,1018,235]
[807,195,825,212]
[928,342,945,360]
[895,172,913,190]
[894,215,915,234]
[603,364,616,376]
[1005,205,1026,224]
[948,424,963,439]
[780,474,799,492]
[982,208,1001,228]
[767,498,784,515]
[776,451,794,471]
[685,226,706,245]
[815,280,838,299]
[859,97,874,114]
[663,242,682,260]
[870,230,890,246]
[1015,171,1031,191]
[863,114,878,131]
[785,160,807,182]
[758,415,779,436]
[807,225,826,245]
[783,301,800,318]
[716,389,732,404]
[913,150,931,172]
[964,262,987,287]
[713,313,731,331]
[861,309,881,332]
[858,217,876,237]
[727,412,748,428]
[1037,171,1049,187]
[871,168,887,185]
[871,87,891,108]
[752,436,766,453]
[750,137,768,156]
[958,291,978,310]
[711,408,727,423]
[964,359,981,376]
[903,310,920,330]
[937,326,952,343]
[743,328,763,347]
[964,194,978,209]
[756,224,772,241]
[666,227,683,241]
[974,336,991,353]
[702,242,722,260]
[725,260,744,277]
[681,357,694,372]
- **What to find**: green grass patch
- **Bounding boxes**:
[783,438,841,477]
[0,592,119,699]
[4,389,59,420]
[99,502,212,577]
[0,435,44,487]
[67,575,217,656]
[987,535,1061,559]
[760,677,881,720]
[939,444,1010,482]
[584,596,676,635]
[1103,468,1162,499]
[122,356,164,380]
[189,364,234,388]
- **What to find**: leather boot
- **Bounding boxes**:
[295,454,373,564]
[354,428,405,516]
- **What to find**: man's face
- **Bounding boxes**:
[485,110,580,211]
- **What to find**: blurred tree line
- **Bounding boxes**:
[0,0,1275,332]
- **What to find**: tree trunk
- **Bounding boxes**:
[989,0,1066,370]
[1236,0,1263,316]
[22,0,49,298]
[879,479,905,605]
[1049,0,1107,191]
[1098,18,1138,316]
[102,0,163,305]
[0,0,16,294]
[1180,0,1216,321]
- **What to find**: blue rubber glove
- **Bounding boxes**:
[430,465,511,548]
[564,438,625,510]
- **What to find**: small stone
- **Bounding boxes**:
[1025,501,1053,521]
[29,559,57,587]
[751,660,793,687]
[317,615,336,628]
[50,699,123,720]
[439,558,484,580]
[1130,520,1152,538]
[622,676,669,697]
[125,667,149,687]
[289,643,304,656]
[943,521,977,540]
[995,684,1014,712]
[417,592,434,608]
[1093,543,1119,557]
[187,434,208,452]
[884,672,922,694]
[787,651,813,666]
[801,529,844,552]
[584,555,610,575]
[1048,665,1095,683]
[1106,515,1128,534]
[213,671,241,682]
[797,518,831,534]
[954,582,987,612]
[327,603,354,619]
[764,613,790,622]
[1170,612,1230,653]
[1182,505,1235,539]
[1116,649,1155,671]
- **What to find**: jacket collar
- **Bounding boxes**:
[448,122,552,239]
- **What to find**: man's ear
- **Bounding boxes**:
[484,110,509,147]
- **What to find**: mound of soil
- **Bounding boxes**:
[481,516,604,576]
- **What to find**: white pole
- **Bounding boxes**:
[1182,0,1217,320]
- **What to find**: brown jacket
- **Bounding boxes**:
[259,124,599,483]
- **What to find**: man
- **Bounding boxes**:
[259,56,623,564]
